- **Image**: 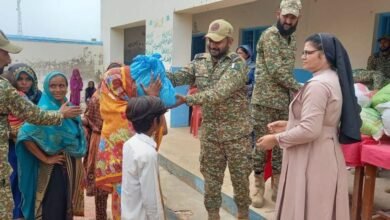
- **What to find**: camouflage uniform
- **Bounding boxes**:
[168,52,253,212]
[251,25,301,176]
[353,69,384,90]
[353,48,390,90]
[367,51,390,83]
[0,76,62,220]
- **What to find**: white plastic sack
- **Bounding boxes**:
[360,107,384,141]
[375,101,390,136]
[382,109,390,136]
[374,101,390,114]
[354,83,372,107]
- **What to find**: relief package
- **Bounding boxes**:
[360,107,384,140]
[130,53,176,106]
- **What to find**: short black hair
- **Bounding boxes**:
[130,113,162,133]
[126,96,166,134]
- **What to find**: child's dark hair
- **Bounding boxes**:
[126,96,167,133]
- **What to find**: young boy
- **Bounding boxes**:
[121,96,167,220]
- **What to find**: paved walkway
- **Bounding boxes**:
[159,127,390,219]
[74,166,235,220]
[76,127,390,219]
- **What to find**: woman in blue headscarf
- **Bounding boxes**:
[16,71,86,220]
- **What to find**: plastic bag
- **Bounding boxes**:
[371,83,390,107]
[381,109,390,136]
[360,107,384,140]
[130,53,176,106]
[354,83,372,107]
[374,101,390,114]
[375,101,390,136]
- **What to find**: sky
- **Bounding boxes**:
[0,0,101,41]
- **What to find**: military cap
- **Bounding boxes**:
[205,19,234,42]
[0,30,22,54]
[280,0,302,17]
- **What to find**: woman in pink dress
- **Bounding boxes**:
[70,68,83,105]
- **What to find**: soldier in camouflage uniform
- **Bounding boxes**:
[0,30,82,219]
[353,69,384,90]
[250,0,302,208]
[354,35,390,90]
[168,19,252,220]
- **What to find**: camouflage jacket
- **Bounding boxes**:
[367,52,390,85]
[168,52,252,142]
[251,25,301,110]
[0,76,62,179]
[353,69,384,90]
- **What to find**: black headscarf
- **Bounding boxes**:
[85,86,96,102]
[7,63,42,104]
[318,33,361,144]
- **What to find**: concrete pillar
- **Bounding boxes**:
[109,28,125,65]
[169,13,193,128]
[172,13,193,67]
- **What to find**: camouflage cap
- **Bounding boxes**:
[205,19,234,42]
[0,30,22,54]
[280,0,302,17]
[378,35,390,42]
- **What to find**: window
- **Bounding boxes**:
[191,33,206,60]
[374,12,390,53]
[240,26,269,60]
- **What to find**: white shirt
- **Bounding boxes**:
[121,133,164,220]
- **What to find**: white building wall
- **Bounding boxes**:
[101,0,390,127]
[299,0,390,68]
[192,0,390,68]
[101,0,256,67]
[102,0,390,69]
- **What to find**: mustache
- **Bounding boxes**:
[277,19,298,36]
[209,48,220,52]
[380,46,390,52]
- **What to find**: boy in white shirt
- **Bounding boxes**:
[121,96,167,220]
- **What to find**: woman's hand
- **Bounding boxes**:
[256,134,278,150]
[45,154,66,165]
[142,73,162,97]
[267,120,288,134]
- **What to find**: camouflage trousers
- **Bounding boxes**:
[251,105,288,175]
[0,144,13,220]
[200,135,252,211]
